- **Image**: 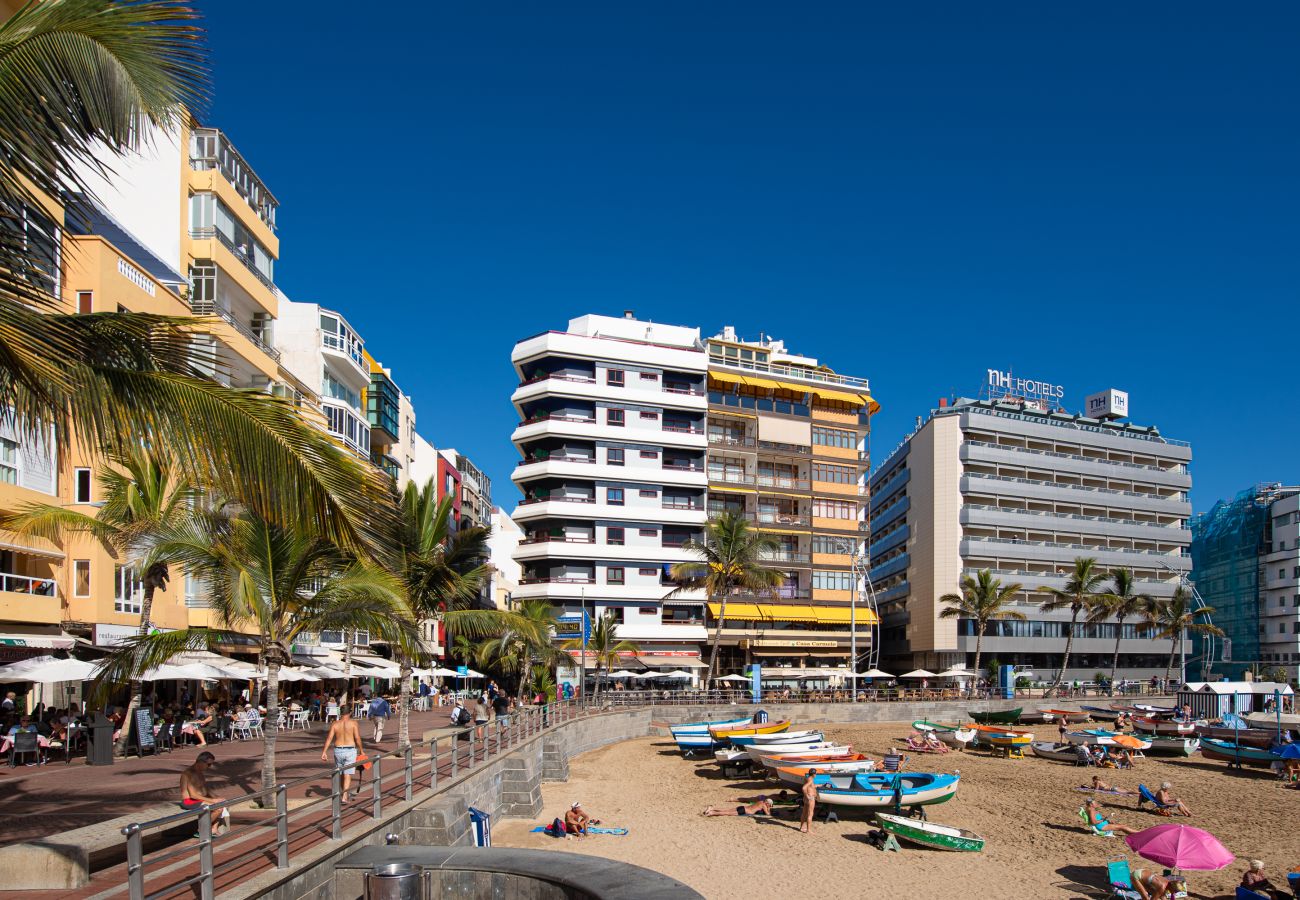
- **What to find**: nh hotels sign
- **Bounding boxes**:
[986,369,1064,403]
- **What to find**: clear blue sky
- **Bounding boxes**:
[199,1,1298,512]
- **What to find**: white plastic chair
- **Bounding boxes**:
[291,710,309,730]
[231,714,253,741]
[324,704,340,723]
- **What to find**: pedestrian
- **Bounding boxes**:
[321,706,365,800]
[179,751,229,835]
[1,691,15,714]
[800,769,818,834]
[492,691,510,729]
[474,692,491,741]
[368,693,392,742]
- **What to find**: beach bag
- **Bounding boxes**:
[544,817,566,837]
[357,753,372,772]
[453,705,471,726]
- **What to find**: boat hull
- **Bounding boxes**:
[1144,736,1200,757]
[1081,706,1122,722]
[752,744,853,764]
[1016,712,1055,725]
[1244,711,1300,729]
[815,772,960,809]
[1040,709,1090,724]
[1199,738,1282,768]
[912,720,976,748]
[710,720,790,739]
[774,761,875,785]
[1193,724,1277,749]
[874,812,985,852]
[969,708,1022,725]
[670,717,749,736]
[1132,718,1196,736]
[1030,741,1082,762]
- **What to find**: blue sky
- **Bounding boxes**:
[200,1,1298,512]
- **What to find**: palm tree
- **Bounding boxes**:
[0,1,397,557]
[1038,557,1109,694]
[1144,588,1222,686]
[2,448,203,751]
[669,512,784,688]
[563,612,638,698]
[1090,569,1153,694]
[938,570,1025,680]
[95,510,417,797]
[475,599,565,700]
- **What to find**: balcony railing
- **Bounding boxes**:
[757,474,810,490]
[519,373,596,387]
[189,127,278,230]
[662,462,705,472]
[190,227,274,290]
[519,534,595,545]
[0,573,56,596]
[709,354,871,390]
[517,454,595,466]
[758,439,810,456]
[708,434,756,448]
[709,471,754,485]
[963,502,1187,531]
[191,302,280,361]
[518,495,595,505]
[964,439,1182,475]
[662,422,704,434]
[964,471,1188,503]
[522,414,597,426]
[520,575,596,585]
[663,385,705,396]
[962,536,1187,558]
[662,500,706,511]
[759,550,812,564]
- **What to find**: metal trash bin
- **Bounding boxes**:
[363,863,421,900]
[86,713,115,766]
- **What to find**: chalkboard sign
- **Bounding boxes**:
[134,708,155,754]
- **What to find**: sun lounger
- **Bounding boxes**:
[1108,859,1141,899]
[1235,887,1270,900]
[1078,806,1116,838]
[1136,784,1176,816]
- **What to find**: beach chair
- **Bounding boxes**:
[1236,887,1270,900]
[1107,859,1142,898]
[1078,806,1116,838]
[1136,784,1175,816]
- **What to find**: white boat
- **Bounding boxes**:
[774,761,876,786]
[714,748,751,764]
[742,740,843,761]
[1031,741,1086,763]
[752,744,855,764]
[912,721,977,750]
[1244,711,1300,729]
[731,730,825,747]
[813,772,960,809]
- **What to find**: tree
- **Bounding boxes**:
[2,448,202,751]
[95,510,417,798]
[475,599,565,700]
[669,512,784,689]
[1038,557,1109,694]
[563,612,637,698]
[0,0,397,558]
[938,569,1025,682]
[1090,568,1153,694]
[1144,587,1222,686]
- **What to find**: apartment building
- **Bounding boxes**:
[869,387,1193,681]
[454,453,493,531]
[366,359,417,486]
[1190,484,1300,681]
[488,508,524,611]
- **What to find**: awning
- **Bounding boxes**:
[0,539,63,560]
[708,371,747,387]
[707,602,879,626]
[742,376,785,391]
[809,385,866,405]
[0,632,75,649]
[635,655,707,668]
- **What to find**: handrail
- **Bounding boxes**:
[961,535,1187,557]
[962,502,1187,530]
[191,301,281,361]
[963,471,1189,503]
[189,227,275,290]
[963,439,1185,475]
[0,572,57,596]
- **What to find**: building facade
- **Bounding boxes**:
[869,393,1193,682]
[1190,484,1300,681]
[509,314,879,680]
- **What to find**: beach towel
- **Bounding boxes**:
[531,825,628,835]
[1073,787,1130,797]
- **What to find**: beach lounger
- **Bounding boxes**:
[1136,784,1175,816]
[1235,888,1270,900]
[1108,859,1141,899]
[1078,806,1116,838]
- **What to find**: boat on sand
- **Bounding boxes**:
[1198,738,1283,768]
[911,721,976,750]
[812,772,960,809]
[1143,735,1200,757]
[969,708,1021,725]
[874,812,986,852]
[1031,741,1084,763]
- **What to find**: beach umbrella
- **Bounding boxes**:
[858,668,894,679]
[428,667,460,678]
[0,655,99,684]
[311,666,349,679]
[139,662,231,681]
[937,668,976,678]
[607,670,642,679]
[718,674,751,682]
[654,670,694,679]
[456,668,485,679]
[900,669,937,679]
[1124,825,1235,872]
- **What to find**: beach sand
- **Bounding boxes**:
[493,722,1300,900]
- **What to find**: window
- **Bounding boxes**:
[606,369,625,386]
[607,409,625,427]
[74,468,92,504]
[607,448,625,466]
[639,489,658,498]
[77,291,93,314]
[0,438,16,485]
[812,498,856,519]
[813,570,855,591]
[1281,569,1287,580]
[812,427,856,449]
[607,488,624,505]
[812,462,856,484]
[73,560,91,597]
[812,535,853,555]
[639,411,659,420]
[115,565,142,614]
[607,527,625,545]
[639,371,658,381]
[1294,566,1300,579]
[607,567,624,585]
[638,568,659,576]
[640,450,659,459]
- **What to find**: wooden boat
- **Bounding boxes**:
[669,716,749,736]
[1031,741,1085,762]
[912,720,977,750]
[969,707,1021,725]
[1132,717,1196,737]
[967,723,1034,747]
[670,716,753,750]
[1081,705,1122,722]
[737,730,824,745]
[773,760,875,785]
[813,772,960,809]
[766,753,874,771]
[1194,723,1278,749]
[1040,709,1091,724]
[1143,735,1200,757]
[1016,710,1055,725]
[709,720,790,739]
[1064,729,1129,747]
[1244,711,1300,729]
[874,812,986,852]
[1198,738,1283,769]
[749,743,853,763]
[985,731,1031,752]
[1131,704,1178,717]
[713,748,750,764]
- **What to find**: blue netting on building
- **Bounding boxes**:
[1189,488,1270,679]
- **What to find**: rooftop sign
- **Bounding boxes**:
[986,369,1064,404]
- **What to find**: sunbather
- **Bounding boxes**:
[923,731,948,752]
[702,798,774,817]
[1081,774,1134,795]
[1131,866,1187,899]
[1154,782,1191,817]
[1083,798,1140,836]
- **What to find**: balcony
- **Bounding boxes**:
[518,494,595,506]
[520,534,595,545]
[758,440,811,456]
[662,461,705,473]
[519,373,596,387]
[191,301,280,361]
[662,422,704,434]
[519,575,596,585]
[759,550,812,564]
[189,128,278,231]
[320,317,368,378]
[322,400,370,456]
[190,227,274,291]
[523,413,597,426]
[708,434,756,449]
[517,454,595,466]
[367,371,401,444]
[757,474,811,491]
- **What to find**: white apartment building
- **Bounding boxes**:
[1261,491,1300,674]
[870,390,1193,681]
[510,314,709,678]
[488,508,524,611]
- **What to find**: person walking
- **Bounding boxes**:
[322,706,364,800]
[368,693,392,743]
[474,693,491,742]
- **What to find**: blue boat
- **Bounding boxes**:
[669,717,751,752]
[1199,738,1283,769]
[810,772,960,809]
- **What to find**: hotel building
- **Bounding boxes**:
[868,390,1193,681]
[509,314,878,679]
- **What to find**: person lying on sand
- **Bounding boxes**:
[702,798,773,817]
[1131,867,1188,899]
[1080,775,1134,795]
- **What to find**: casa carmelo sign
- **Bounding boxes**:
[986,368,1064,402]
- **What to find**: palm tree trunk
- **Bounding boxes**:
[519,655,533,703]
[1165,633,1178,686]
[1052,611,1079,695]
[704,579,731,690]
[343,638,354,704]
[115,573,161,754]
[397,660,412,749]
[261,659,281,802]
[1109,616,1124,696]
[973,623,984,695]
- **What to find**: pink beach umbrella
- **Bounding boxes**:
[1124,824,1235,871]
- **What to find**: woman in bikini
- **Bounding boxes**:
[1130,867,1187,899]
[702,797,774,817]
[1083,798,1140,836]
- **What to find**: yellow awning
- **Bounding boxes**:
[742,375,784,391]
[708,371,747,387]
[707,602,879,626]
[810,385,867,405]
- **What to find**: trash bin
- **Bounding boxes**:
[86,712,114,766]
[469,806,492,847]
[363,863,421,900]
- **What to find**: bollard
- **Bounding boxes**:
[331,769,343,840]
[124,824,144,900]
[403,745,413,802]
[275,784,289,868]
[371,756,382,819]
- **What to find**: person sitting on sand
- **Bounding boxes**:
[1240,859,1280,897]
[1154,782,1191,817]
[1083,798,1140,836]
[923,731,948,752]
[565,802,591,835]
[1113,747,1134,769]
[1131,867,1188,899]
[703,797,773,817]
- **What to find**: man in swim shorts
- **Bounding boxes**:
[179,751,228,834]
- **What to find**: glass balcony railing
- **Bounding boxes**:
[0,573,56,596]
[191,301,280,361]
[189,128,279,230]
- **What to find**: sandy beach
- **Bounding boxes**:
[493,721,1300,900]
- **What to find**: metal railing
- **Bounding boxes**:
[963,439,1184,475]
[120,700,592,900]
[0,572,57,596]
[962,502,1187,530]
[190,302,281,361]
[961,536,1188,558]
[189,227,275,290]
[963,471,1188,503]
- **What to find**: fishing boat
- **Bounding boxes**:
[1040,709,1091,724]
[709,720,790,740]
[985,731,1032,754]
[968,707,1021,725]
[1131,704,1178,717]
[669,716,754,752]
[1143,735,1200,757]
[728,730,824,747]
[1194,721,1279,749]
[967,723,1034,747]
[874,812,986,852]
[1081,705,1122,722]
[1016,710,1056,725]
[1132,717,1197,737]
[1063,728,1129,746]
[1198,738,1283,769]
[713,748,751,764]
[1031,741,1085,763]
[668,716,750,737]
[765,753,874,772]
[813,772,960,809]
[1243,711,1300,729]
[911,721,977,750]
[772,759,876,785]
[750,744,854,763]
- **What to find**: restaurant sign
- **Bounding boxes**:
[750,639,839,648]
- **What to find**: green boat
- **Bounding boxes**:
[969,707,1021,725]
[875,812,986,852]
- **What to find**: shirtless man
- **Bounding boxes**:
[321,707,364,799]
[1155,781,1192,817]
[800,769,818,834]
[565,802,590,835]
[179,751,228,834]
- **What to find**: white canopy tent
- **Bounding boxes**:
[717,673,751,683]
[653,670,694,680]
[427,667,461,678]
[311,666,350,680]
[937,668,977,678]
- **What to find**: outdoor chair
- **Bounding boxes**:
[290,710,310,730]
[231,714,254,741]
[324,704,340,723]
[8,731,41,767]
[1136,784,1176,816]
